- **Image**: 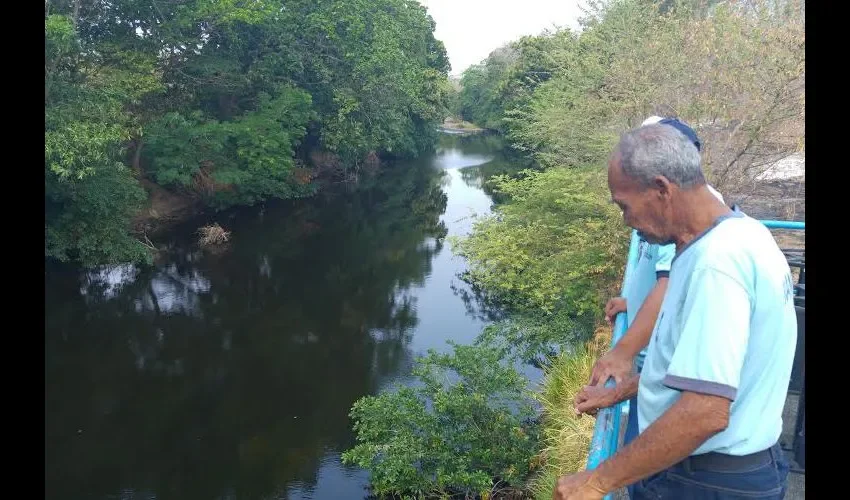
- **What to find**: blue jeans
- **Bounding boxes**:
[631,443,790,499]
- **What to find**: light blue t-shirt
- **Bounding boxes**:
[624,240,675,371]
[626,185,724,372]
[637,211,797,456]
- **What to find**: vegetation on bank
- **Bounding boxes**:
[528,336,605,500]
[346,0,804,498]
[342,342,540,499]
[45,0,451,267]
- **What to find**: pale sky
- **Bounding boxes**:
[419,0,583,76]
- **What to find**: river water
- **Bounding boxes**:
[45,133,531,500]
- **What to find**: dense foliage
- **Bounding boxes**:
[342,342,540,499]
[45,0,451,266]
[453,0,804,343]
[455,168,627,322]
[458,0,804,183]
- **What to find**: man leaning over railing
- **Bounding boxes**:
[586,116,724,499]
[553,123,796,499]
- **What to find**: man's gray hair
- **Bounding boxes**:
[616,124,705,188]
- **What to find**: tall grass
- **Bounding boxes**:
[528,328,610,499]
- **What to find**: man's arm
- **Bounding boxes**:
[589,391,730,492]
[558,266,752,499]
[594,267,750,490]
[611,277,667,358]
[616,241,675,360]
[575,374,640,415]
[590,278,667,386]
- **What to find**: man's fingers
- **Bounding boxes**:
[591,368,613,388]
[577,395,601,413]
[577,400,599,415]
[589,363,604,386]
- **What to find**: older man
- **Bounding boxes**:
[554,124,796,499]
[587,117,725,500]
[591,116,726,388]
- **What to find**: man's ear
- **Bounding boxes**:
[653,175,673,198]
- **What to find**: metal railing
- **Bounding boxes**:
[586,220,805,498]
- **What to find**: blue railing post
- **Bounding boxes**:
[760,220,806,230]
[586,230,641,500]
[585,220,804,497]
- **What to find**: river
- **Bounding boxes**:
[45,132,531,500]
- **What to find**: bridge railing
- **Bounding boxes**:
[586,220,805,499]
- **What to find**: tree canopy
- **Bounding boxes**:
[45,0,451,266]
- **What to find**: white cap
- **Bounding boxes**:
[641,115,664,126]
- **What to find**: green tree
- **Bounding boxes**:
[45,13,158,265]
[342,342,540,498]
[45,0,452,267]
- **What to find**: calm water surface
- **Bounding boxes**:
[45,133,532,500]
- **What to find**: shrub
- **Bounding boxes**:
[342,342,541,498]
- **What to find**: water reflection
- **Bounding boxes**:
[440,133,535,200]
[45,134,520,500]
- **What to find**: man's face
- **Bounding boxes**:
[607,152,675,245]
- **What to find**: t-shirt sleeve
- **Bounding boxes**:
[663,267,752,400]
[654,244,676,278]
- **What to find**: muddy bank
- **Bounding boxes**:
[131,149,385,240]
[132,179,203,239]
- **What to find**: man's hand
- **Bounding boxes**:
[552,470,606,500]
[574,384,619,416]
[589,347,633,386]
[604,297,627,325]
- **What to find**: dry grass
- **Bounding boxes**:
[528,327,611,499]
[197,223,231,247]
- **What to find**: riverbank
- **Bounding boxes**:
[132,179,202,239]
[130,148,386,245]
[440,117,487,134]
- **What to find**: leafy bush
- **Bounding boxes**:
[144,87,316,208]
[342,342,541,498]
[475,310,591,370]
[453,167,628,321]
[45,162,149,266]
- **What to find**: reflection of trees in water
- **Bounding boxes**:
[44,163,448,500]
[437,132,506,156]
[454,150,536,202]
[449,279,509,324]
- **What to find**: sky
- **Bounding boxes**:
[419,0,583,76]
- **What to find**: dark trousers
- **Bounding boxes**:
[631,442,789,499]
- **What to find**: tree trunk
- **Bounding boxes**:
[131,138,144,176]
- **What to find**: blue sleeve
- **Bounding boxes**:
[654,243,675,277]
[663,267,751,400]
